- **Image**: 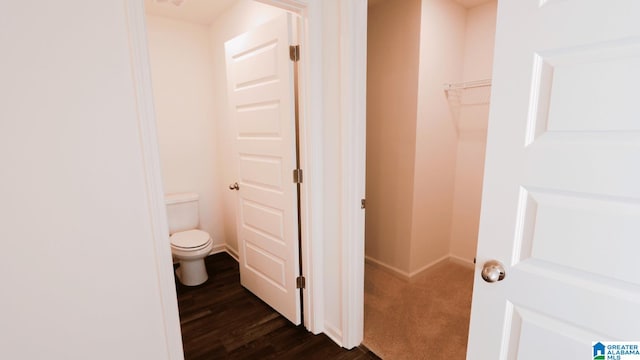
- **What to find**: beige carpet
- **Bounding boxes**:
[363,260,474,360]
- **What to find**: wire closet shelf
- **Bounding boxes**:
[444,79,491,105]
[443,79,492,134]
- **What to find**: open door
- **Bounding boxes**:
[468,0,640,358]
[225,13,301,325]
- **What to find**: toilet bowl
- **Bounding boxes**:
[165,192,213,286]
[170,229,213,286]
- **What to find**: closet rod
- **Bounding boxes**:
[443,79,492,90]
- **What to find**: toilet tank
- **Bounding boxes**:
[165,192,200,234]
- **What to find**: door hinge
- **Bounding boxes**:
[289,45,300,62]
[293,168,303,184]
[361,198,366,209]
[296,276,305,289]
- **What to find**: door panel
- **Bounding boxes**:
[225,13,300,325]
[468,1,640,358]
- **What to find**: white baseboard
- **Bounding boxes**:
[209,243,226,256]
[224,246,239,261]
[207,243,239,262]
[364,256,411,281]
[449,255,475,269]
[365,253,475,281]
[175,243,236,264]
[408,255,450,278]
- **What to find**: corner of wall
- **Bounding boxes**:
[449,0,497,264]
[409,0,466,273]
[364,0,421,275]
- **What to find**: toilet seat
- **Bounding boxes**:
[170,229,211,250]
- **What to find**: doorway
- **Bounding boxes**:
[143,0,308,336]
[363,0,497,357]
[143,0,289,261]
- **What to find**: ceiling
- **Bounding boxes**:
[143,0,238,25]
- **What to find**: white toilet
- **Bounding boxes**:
[165,192,213,286]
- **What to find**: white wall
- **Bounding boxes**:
[0,1,181,359]
[449,1,497,263]
[410,0,466,273]
[209,0,286,254]
[461,1,497,82]
[365,0,421,274]
[146,15,223,249]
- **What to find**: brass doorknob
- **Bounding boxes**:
[481,260,506,283]
[229,182,239,191]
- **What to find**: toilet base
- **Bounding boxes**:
[175,258,208,286]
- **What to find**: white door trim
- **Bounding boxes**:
[283,0,368,346]
[256,0,324,333]
[337,0,368,349]
[294,0,325,334]
[124,1,184,359]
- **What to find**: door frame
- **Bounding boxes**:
[256,0,324,334]
[124,1,184,358]
[260,1,367,347]
[264,2,367,346]
[126,0,368,355]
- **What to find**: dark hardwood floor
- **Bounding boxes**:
[175,253,380,360]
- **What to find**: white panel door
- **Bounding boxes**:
[225,13,300,325]
[468,1,640,358]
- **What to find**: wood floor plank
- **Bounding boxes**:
[175,253,380,360]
